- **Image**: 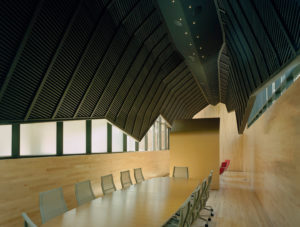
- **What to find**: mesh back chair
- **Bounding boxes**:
[134,168,145,183]
[164,199,191,227]
[172,166,189,179]
[39,187,68,224]
[120,170,133,189]
[203,171,214,216]
[196,179,209,227]
[22,212,37,227]
[101,174,116,195]
[187,184,201,225]
[75,180,96,206]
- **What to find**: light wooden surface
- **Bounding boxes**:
[170,119,220,189]
[0,151,170,226]
[41,177,199,227]
[194,78,300,226]
[193,104,245,172]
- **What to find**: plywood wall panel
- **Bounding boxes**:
[0,151,170,226]
[169,119,220,190]
[194,78,300,226]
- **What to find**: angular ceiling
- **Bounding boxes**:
[0,0,299,139]
[158,0,299,133]
[216,0,300,133]
[0,0,208,140]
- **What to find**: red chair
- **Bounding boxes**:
[219,160,230,175]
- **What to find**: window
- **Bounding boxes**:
[20,122,56,156]
[112,125,123,152]
[147,126,154,151]
[127,136,136,152]
[92,119,107,153]
[63,120,86,154]
[0,125,12,156]
[248,66,300,127]
[139,136,146,151]
[161,123,166,150]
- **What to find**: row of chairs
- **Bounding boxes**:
[22,168,145,226]
[164,170,214,227]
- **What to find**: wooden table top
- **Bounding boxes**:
[41,177,200,227]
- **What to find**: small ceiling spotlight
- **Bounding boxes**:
[179,17,182,21]
[193,52,196,56]
[199,46,203,50]
[189,42,192,46]
[171,0,175,3]
[192,21,196,25]
[174,20,183,26]
[202,55,205,59]
[189,5,192,9]
[184,31,188,35]
[196,35,200,39]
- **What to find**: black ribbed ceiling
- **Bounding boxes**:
[0,0,208,140]
[216,0,300,133]
[0,0,299,138]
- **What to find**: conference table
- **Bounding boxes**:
[41,177,200,227]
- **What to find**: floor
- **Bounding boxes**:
[192,172,273,227]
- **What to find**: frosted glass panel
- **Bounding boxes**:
[147,126,153,151]
[155,121,160,150]
[139,136,145,151]
[92,119,107,153]
[20,122,56,156]
[64,121,86,154]
[161,124,165,150]
[112,125,123,152]
[127,136,136,152]
[0,125,12,156]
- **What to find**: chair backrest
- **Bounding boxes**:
[39,187,68,224]
[134,168,145,183]
[186,185,201,225]
[197,179,207,213]
[101,174,116,195]
[178,199,191,227]
[203,171,213,205]
[120,170,133,189]
[173,166,189,179]
[75,180,96,206]
[22,212,37,227]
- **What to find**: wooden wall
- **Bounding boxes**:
[194,78,300,226]
[194,104,246,172]
[0,151,170,226]
[169,119,220,189]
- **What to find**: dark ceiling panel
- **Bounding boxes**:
[0,0,298,139]
[216,0,299,133]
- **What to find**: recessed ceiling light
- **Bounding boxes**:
[189,5,192,9]
[179,18,182,21]
[189,42,192,46]
[196,35,200,39]
[202,55,205,58]
[174,20,183,26]
[184,32,188,35]
[192,21,196,25]
[193,52,196,56]
[171,0,175,3]
[199,46,203,50]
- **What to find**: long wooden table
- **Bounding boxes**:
[41,177,199,227]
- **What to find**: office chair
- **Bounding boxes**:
[75,180,96,206]
[101,174,116,195]
[173,166,189,179]
[120,170,133,189]
[39,187,68,223]
[21,212,37,227]
[134,168,145,183]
